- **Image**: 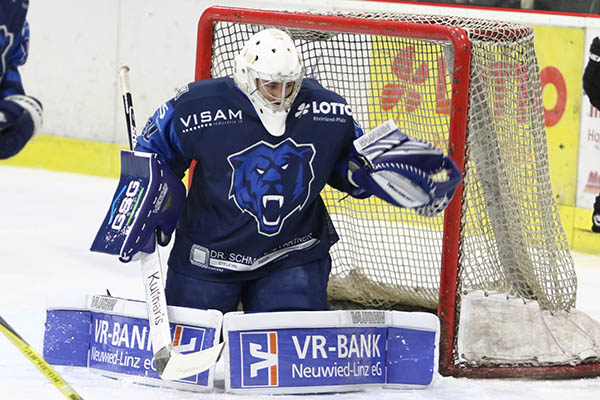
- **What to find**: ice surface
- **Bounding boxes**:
[1,165,599,399]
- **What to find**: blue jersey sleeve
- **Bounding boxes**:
[1,21,29,98]
[327,120,367,197]
[135,99,192,179]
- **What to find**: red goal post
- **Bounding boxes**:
[194,6,600,379]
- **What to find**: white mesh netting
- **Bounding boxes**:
[206,12,576,314]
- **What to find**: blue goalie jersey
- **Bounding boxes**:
[136,77,363,282]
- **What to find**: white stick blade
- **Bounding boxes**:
[159,342,225,381]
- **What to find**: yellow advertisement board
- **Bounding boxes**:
[532,25,585,208]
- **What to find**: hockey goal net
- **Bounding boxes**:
[196,6,600,378]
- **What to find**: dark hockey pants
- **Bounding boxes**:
[165,255,331,313]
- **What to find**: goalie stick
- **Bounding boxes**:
[0,315,84,399]
[117,65,224,380]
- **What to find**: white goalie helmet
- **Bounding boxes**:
[234,29,304,137]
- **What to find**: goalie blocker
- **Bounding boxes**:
[90,150,185,261]
[349,120,462,217]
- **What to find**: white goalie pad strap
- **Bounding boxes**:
[457,291,600,365]
[222,310,439,394]
[43,294,223,392]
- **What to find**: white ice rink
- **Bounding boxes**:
[1,165,600,399]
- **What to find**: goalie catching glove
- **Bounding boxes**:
[90,150,186,262]
[348,120,462,217]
